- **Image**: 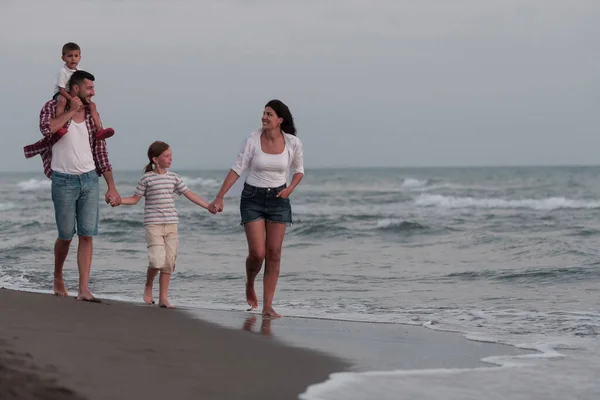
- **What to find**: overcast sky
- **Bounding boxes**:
[1,0,599,173]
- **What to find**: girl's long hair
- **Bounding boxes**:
[144,141,170,173]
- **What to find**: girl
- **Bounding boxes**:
[119,141,215,308]
[209,99,304,318]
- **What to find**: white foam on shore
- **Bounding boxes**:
[299,340,599,400]
[297,310,594,400]
[0,273,40,291]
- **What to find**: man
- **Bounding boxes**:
[24,70,120,302]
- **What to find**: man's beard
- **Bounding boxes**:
[78,94,91,105]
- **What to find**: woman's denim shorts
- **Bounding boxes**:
[240,183,292,225]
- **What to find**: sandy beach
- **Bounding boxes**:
[0,288,532,400]
[0,289,346,400]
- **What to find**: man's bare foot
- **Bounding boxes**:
[143,284,154,305]
[246,282,259,309]
[262,307,281,319]
[158,299,175,309]
[53,277,68,297]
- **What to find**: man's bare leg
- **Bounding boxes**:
[263,222,286,318]
[54,239,71,297]
[144,268,158,304]
[76,236,95,301]
[244,220,266,310]
[158,272,175,309]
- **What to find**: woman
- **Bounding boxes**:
[210,99,304,318]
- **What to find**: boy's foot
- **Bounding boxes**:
[143,284,154,305]
[96,128,114,140]
[53,277,68,297]
[158,300,175,309]
[56,127,68,137]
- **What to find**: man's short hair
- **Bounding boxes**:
[68,70,95,91]
[62,42,81,55]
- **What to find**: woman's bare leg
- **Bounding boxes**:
[263,222,286,318]
[244,220,266,309]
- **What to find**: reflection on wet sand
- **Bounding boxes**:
[242,315,272,336]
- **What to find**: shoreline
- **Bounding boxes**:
[182,307,531,373]
[0,288,533,399]
[0,289,347,400]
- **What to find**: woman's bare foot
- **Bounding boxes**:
[158,299,175,309]
[243,315,257,332]
[262,306,281,319]
[76,291,101,303]
[53,277,68,297]
[246,282,259,309]
[143,283,154,305]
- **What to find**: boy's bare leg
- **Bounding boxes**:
[56,95,67,116]
[91,111,103,130]
[158,271,175,309]
[88,101,115,140]
[144,267,158,304]
[55,95,69,136]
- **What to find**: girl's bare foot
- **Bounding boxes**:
[246,282,259,309]
[158,299,175,309]
[53,277,68,297]
[143,283,154,305]
[262,306,281,319]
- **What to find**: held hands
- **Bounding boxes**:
[106,188,121,207]
[208,197,224,214]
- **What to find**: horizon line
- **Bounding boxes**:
[3,163,600,174]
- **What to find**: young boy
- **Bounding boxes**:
[53,42,114,139]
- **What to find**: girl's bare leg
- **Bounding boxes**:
[158,272,174,309]
[144,267,158,304]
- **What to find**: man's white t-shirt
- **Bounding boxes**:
[51,120,96,174]
[54,64,78,95]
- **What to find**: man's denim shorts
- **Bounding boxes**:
[240,183,292,225]
[51,170,99,240]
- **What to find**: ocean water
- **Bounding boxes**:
[1,166,600,399]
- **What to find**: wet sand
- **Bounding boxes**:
[0,289,347,400]
[186,308,530,373]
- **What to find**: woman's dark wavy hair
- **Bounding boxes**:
[265,99,296,136]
